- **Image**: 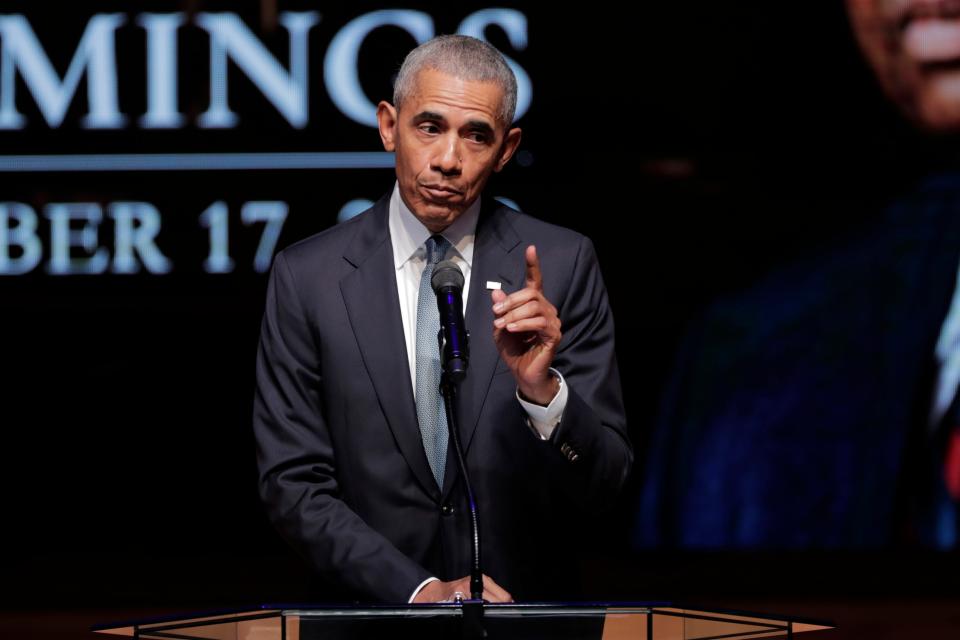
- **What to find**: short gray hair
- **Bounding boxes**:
[393,35,518,127]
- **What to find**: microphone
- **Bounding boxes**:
[431,260,469,383]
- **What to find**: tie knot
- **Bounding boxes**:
[425,234,450,265]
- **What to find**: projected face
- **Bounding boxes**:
[376,68,522,232]
[847,0,960,132]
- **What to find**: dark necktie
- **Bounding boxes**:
[944,425,960,504]
[915,389,960,548]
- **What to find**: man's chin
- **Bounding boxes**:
[915,76,960,133]
[414,205,463,231]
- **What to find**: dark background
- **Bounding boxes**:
[1,0,958,622]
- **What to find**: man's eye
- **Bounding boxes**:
[467,132,489,143]
[419,124,440,134]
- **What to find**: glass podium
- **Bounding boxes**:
[92,603,834,639]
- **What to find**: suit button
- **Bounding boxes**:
[560,442,579,462]
[441,503,454,516]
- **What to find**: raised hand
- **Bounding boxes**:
[491,245,562,405]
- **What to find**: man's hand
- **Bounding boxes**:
[492,245,562,405]
[413,574,513,603]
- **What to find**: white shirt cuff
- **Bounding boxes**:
[408,576,440,603]
[516,368,568,440]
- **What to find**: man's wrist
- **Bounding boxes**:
[517,368,567,440]
[518,371,561,406]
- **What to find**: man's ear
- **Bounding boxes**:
[377,101,398,151]
[494,127,522,173]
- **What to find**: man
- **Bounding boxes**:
[253,35,631,603]
[638,1,960,550]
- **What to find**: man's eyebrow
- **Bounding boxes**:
[410,112,495,136]
[412,111,446,124]
[464,120,495,136]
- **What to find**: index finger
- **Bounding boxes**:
[525,245,542,292]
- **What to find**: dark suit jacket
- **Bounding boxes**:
[253,191,632,602]
[636,171,960,549]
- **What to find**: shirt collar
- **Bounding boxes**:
[388,181,479,270]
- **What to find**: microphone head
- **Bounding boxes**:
[432,260,465,292]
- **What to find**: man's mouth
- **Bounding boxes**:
[896,0,960,64]
[421,184,462,200]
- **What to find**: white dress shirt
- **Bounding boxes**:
[386,182,568,601]
[931,261,960,430]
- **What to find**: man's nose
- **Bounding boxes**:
[431,135,462,176]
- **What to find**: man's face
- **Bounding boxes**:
[377,68,522,232]
[847,0,960,132]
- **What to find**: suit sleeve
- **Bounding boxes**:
[253,251,432,602]
[543,235,633,511]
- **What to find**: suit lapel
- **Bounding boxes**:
[340,195,441,501]
[881,180,960,435]
[442,198,523,500]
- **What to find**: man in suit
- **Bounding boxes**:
[637,0,960,550]
[253,35,631,603]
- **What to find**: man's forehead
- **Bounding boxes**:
[403,69,504,123]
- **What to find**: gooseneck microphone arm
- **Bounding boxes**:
[439,375,482,599]
[431,261,484,606]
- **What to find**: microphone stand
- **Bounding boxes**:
[438,335,485,639]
